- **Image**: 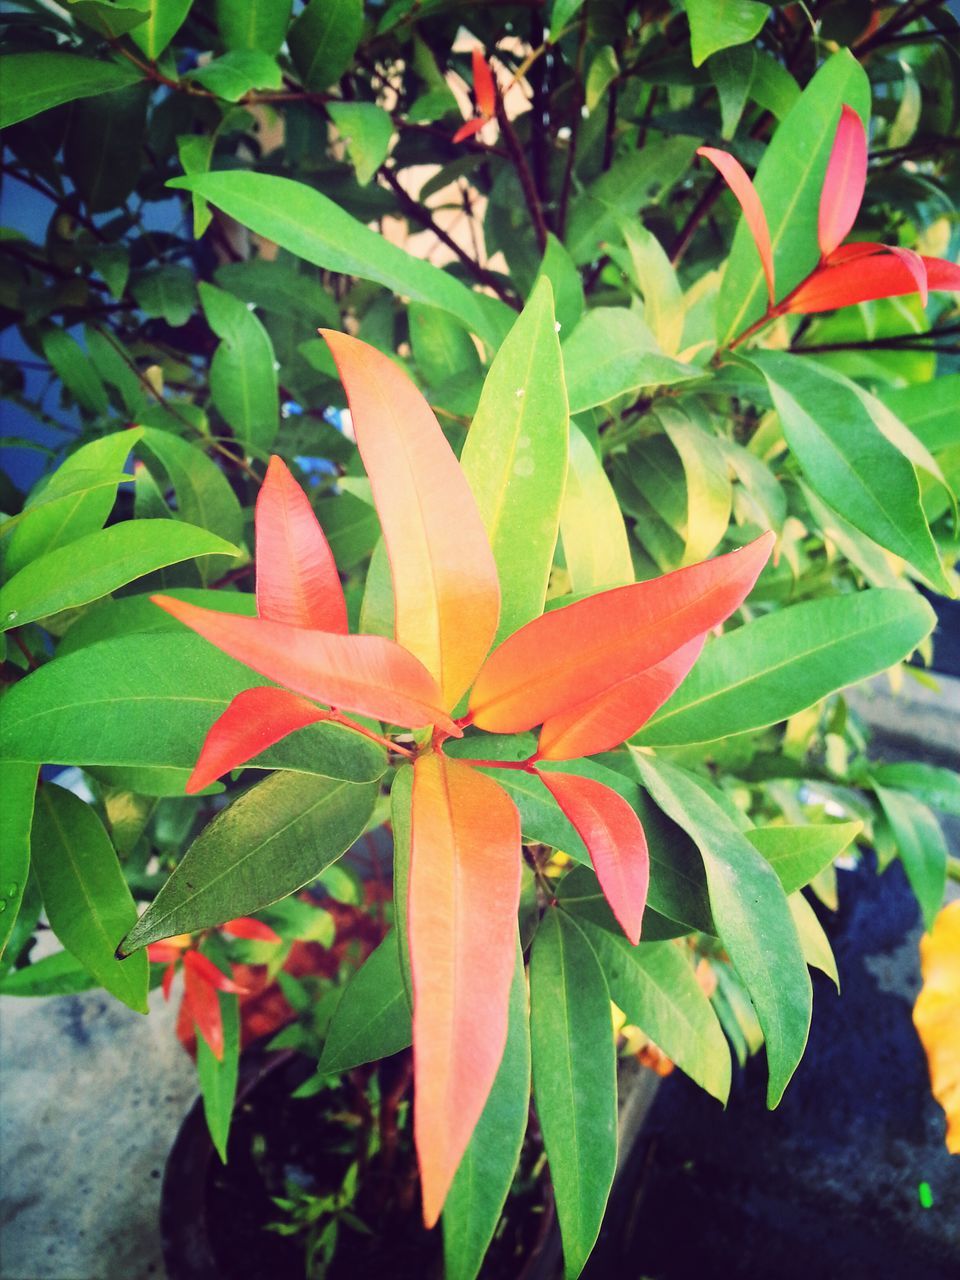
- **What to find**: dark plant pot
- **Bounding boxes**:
[161,1042,561,1280]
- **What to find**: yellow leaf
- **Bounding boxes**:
[913,900,960,1154]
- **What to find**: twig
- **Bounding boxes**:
[557,4,590,240]
[495,94,549,254]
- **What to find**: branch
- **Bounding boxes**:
[495,94,549,255]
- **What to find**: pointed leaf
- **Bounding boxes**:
[0,53,144,129]
[196,987,240,1160]
[199,282,279,451]
[460,278,568,641]
[183,948,248,994]
[870,764,960,817]
[818,104,868,256]
[786,252,957,312]
[288,0,363,90]
[469,533,773,734]
[130,0,191,58]
[31,784,148,1013]
[913,901,960,1154]
[562,308,701,413]
[697,146,775,305]
[873,785,948,932]
[685,0,770,67]
[0,764,38,958]
[221,916,282,943]
[327,101,394,185]
[471,48,496,119]
[120,772,378,951]
[391,765,414,1008]
[559,423,633,598]
[410,753,521,1227]
[747,822,862,895]
[539,771,649,945]
[318,929,412,1073]
[151,595,458,734]
[184,957,225,1058]
[452,117,487,144]
[322,331,500,708]
[789,893,839,989]
[530,909,617,1278]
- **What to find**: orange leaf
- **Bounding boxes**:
[320,331,500,710]
[787,252,958,313]
[818,105,867,257]
[824,241,928,304]
[148,942,182,965]
[255,455,347,633]
[539,771,649,945]
[537,634,706,760]
[913,901,960,1154]
[472,48,497,120]
[161,962,177,1001]
[222,916,282,944]
[185,686,330,794]
[469,533,773,735]
[697,146,775,306]
[183,955,225,1058]
[409,752,521,1226]
[151,595,459,736]
[451,117,487,144]
[184,948,248,994]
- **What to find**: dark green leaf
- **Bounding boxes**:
[130,267,197,327]
[327,102,394,185]
[199,283,279,451]
[197,989,240,1163]
[0,763,38,958]
[289,0,363,90]
[869,763,960,817]
[215,0,291,55]
[873,785,947,931]
[0,54,144,129]
[317,929,412,1073]
[0,949,98,997]
[63,82,149,213]
[40,327,109,415]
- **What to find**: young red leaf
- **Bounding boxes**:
[151,595,459,736]
[255,455,347,633]
[471,48,496,120]
[786,252,956,313]
[539,770,649,946]
[185,686,330,794]
[451,117,487,144]
[409,752,521,1228]
[183,955,225,1059]
[818,105,867,257]
[697,146,775,306]
[537,634,706,761]
[147,942,182,965]
[824,241,928,304]
[184,948,248,994]
[469,533,773,735]
[320,330,500,710]
[222,916,282,943]
[161,963,176,1002]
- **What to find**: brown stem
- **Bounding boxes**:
[855,0,944,55]
[496,94,549,255]
[557,5,590,239]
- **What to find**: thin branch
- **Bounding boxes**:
[557,4,590,240]
[495,94,549,254]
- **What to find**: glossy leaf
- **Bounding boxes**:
[196,988,240,1161]
[530,909,616,1278]
[747,822,862,895]
[785,252,959,313]
[660,409,733,565]
[443,938,530,1280]
[638,590,936,746]
[0,949,97,998]
[327,102,394,185]
[539,770,649,945]
[129,0,191,58]
[184,956,225,1058]
[121,771,377,952]
[562,308,700,413]
[469,533,772,734]
[322,330,500,708]
[460,278,568,642]
[0,53,144,129]
[40,327,109,415]
[199,283,279,451]
[878,376,960,455]
[318,930,412,1073]
[633,753,811,1107]
[31,784,148,1013]
[559,423,633,598]
[288,0,363,90]
[0,764,38,958]
[685,0,770,68]
[870,764,960,817]
[789,893,839,990]
[188,50,282,102]
[535,233,585,337]
[0,520,240,633]
[697,146,775,305]
[215,0,290,54]
[874,785,947,932]
[409,753,521,1227]
[818,105,867,256]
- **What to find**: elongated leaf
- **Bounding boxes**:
[0,949,97,997]
[632,753,811,1107]
[697,146,775,304]
[914,902,960,1154]
[408,303,482,387]
[818,105,867,256]
[151,595,458,734]
[559,423,633,597]
[615,220,684,355]
[200,283,278,451]
[196,989,240,1162]
[0,632,386,786]
[717,50,870,344]
[874,785,947,932]
[322,331,499,709]
[31,784,148,1012]
[0,520,240,632]
[639,589,936,746]
[460,278,568,642]
[168,172,510,348]
[391,765,414,1007]
[443,937,529,1280]
[660,409,732,565]
[288,0,362,89]
[878,376,960,455]
[0,764,38,958]
[0,53,144,128]
[40,327,109,415]
[410,753,521,1227]
[870,764,960,817]
[562,309,700,413]
[786,251,959,313]
[469,533,772,733]
[130,0,191,57]
[530,909,616,1278]
[327,101,394,185]
[121,771,377,951]
[317,929,411,1072]
[535,233,584,337]
[685,0,770,67]
[748,822,862,895]
[789,893,839,989]
[751,352,951,595]
[540,770,649,945]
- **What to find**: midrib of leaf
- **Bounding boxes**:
[482,336,542,549]
[553,913,584,1244]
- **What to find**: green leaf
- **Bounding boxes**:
[749,51,800,120]
[289,0,364,90]
[5,429,140,575]
[177,133,215,238]
[560,423,633,594]
[562,309,700,413]
[63,82,149,213]
[574,922,731,1102]
[799,481,905,591]
[408,303,482,388]
[0,949,98,997]
[685,0,770,68]
[873,785,947,931]
[869,763,960,817]
[632,753,811,1107]
[390,765,414,1008]
[215,258,340,328]
[85,324,147,416]
[530,909,616,1279]
[130,266,197,326]
[168,172,511,350]
[788,893,839,990]
[315,491,380,569]
[317,929,411,1072]
[0,764,38,958]
[199,282,279,451]
[556,864,694,943]
[549,0,587,40]
[750,352,951,595]
[196,989,240,1162]
[460,278,568,641]
[709,46,755,139]
[31,784,148,1012]
[0,631,387,785]
[878,376,960,455]
[40,327,109,416]
[130,0,191,58]
[613,221,684,356]
[189,49,281,100]
[585,45,619,115]
[443,938,530,1280]
[747,823,861,895]
[638,590,937,746]
[327,102,394,185]
[57,588,255,655]
[659,408,731,564]
[0,53,144,129]
[215,0,291,55]
[717,50,870,344]
[535,233,584,338]
[120,771,378,951]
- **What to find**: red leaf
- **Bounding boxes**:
[222,916,282,944]
[537,634,706,761]
[255,455,347,633]
[185,686,330,794]
[147,942,182,965]
[472,48,497,120]
[150,595,459,736]
[451,117,487,144]
[468,533,773,735]
[184,948,248,994]
[697,146,775,306]
[409,752,521,1227]
[539,771,649,945]
[183,957,225,1059]
[161,963,177,1002]
[825,241,928,304]
[818,105,867,257]
[320,331,500,710]
[786,252,956,313]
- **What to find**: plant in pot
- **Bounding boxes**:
[1,1,959,1277]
